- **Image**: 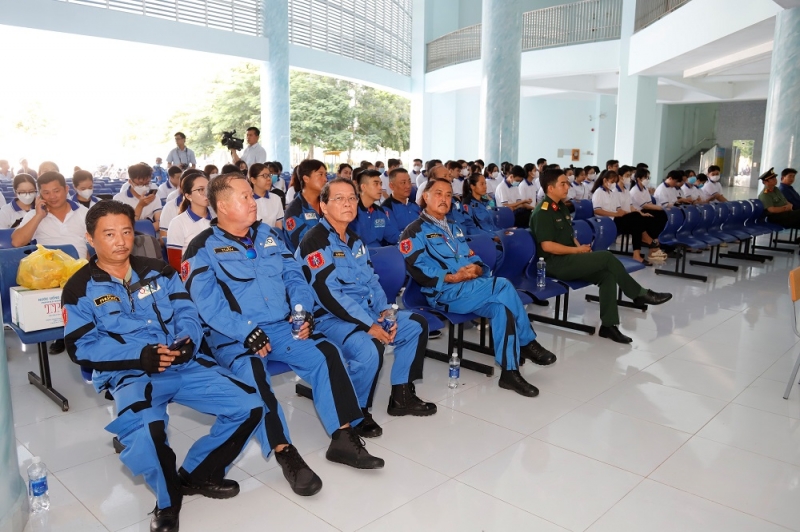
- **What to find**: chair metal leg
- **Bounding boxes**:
[528,292,596,335]
[655,247,707,282]
[690,246,739,272]
[783,350,800,400]
[586,287,647,312]
[424,322,495,376]
[27,341,69,411]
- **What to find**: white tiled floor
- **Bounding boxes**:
[8,227,800,531]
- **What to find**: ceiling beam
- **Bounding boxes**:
[661,76,735,99]
[684,41,773,78]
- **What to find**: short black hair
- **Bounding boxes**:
[13,174,36,191]
[540,168,564,194]
[387,158,401,168]
[86,200,135,237]
[168,165,182,177]
[207,172,246,212]
[606,159,619,169]
[320,178,358,204]
[707,165,721,173]
[510,165,526,179]
[536,158,547,166]
[297,159,326,191]
[72,170,93,188]
[221,163,240,175]
[696,173,708,183]
[174,132,186,139]
[389,167,409,181]
[413,158,423,164]
[128,163,153,182]
[666,169,684,181]
[246,126,260,136]
[38,171,66,189]
[358,169,382,188]
[781,168,797,178]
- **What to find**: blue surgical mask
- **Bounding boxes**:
[688,176,697,184]
[697,183,704,189]
[511,180,521,188]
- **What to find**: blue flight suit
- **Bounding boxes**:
[778,182,800,210]
[296,219,428,408]
[283,194,321,252]
[382,195,420,244]
[463,196,505,270]
[62,256,262,510]
[450,197,476,234]
[399,216,536,371]
[350,202,391,248]
[152,165,169,185]
[182,220,363,440]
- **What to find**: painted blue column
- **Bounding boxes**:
[762,7,800,173]
[0,326,28,532]
[479,0,521,165]
[261,0,291,170]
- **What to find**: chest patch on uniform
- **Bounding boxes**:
[426,233,443,239]
[552,203,559,211]
[304,212,318,221]
[455,228,464,238]
[307,251,325,269]
[138,282,160,299]
[180,260,190,282]
[214,246,237,254]
[374,218,385,228]
[355,245,366,258]
[94,294,121,306]
[264,237,277,247]
[333,251,346,258]
[400,239,412,254]
[285,218,296,231]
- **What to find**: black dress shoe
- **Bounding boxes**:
[530,297,549,307]
[428,330,442,340]
[355,408,383,438]
[598,325,632,344]
[520,340,557,366]
[48,339,65,355]
[633,290,672,306]
[178,468,239,499]
[498,369,539,397]
[150,505,179,532]
[387,383,437,416]
[326,427,385,469]
[274,444,322,496]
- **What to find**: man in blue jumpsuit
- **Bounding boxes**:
[62,201,262,532]
[182,173,384,473]
[420,164,477,234]
[401,178,557,397]
[282,159,328,252]
[382,167,421,243]
[298,178,437,436]
[350,169,392,248]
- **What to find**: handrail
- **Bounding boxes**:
[663,136,715,171]
[634,0,693,33]
[426,0,623,73]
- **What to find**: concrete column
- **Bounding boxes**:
[479,0,522,164]
[762,7,800,172]
[261,0,290,169]
[0,326,28,532]
[410,0,428,160]
[593,94,618,166]
[614,0,659,171]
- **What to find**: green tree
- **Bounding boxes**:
[289,71,354,157]
[356,88,411,155]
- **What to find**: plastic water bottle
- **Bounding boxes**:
[536,258,546,288]
[382,304,398,345]
[487,196,496,209]
[291,304,305,340]
[448,351,460,389]
[27,457,50,513]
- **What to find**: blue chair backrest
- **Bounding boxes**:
[495,206,515,229]
[677,206,702,237]
[750,199,766,220]
[465,233,497,271]
[660,207,685,240]
[494,229,534,279]
[572,219,593,245]
[695,204,717,235]
[402,278,428,310]
[572,199,593,220]
[134,220,156,237]
[724,201,745,228]
[0,228,13,249]
[0,245,78,325]
[586,217,616,251]
[369,246,405,304]
[712,203,729,231]
[740,200,756,226]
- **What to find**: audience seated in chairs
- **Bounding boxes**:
[0,174,36,229]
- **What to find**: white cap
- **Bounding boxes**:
[294,304,302,312]
[32,457,41,464]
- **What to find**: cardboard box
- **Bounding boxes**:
[10,287,64,332]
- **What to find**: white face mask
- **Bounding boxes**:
[413,165,421,172]
[209,173,218,179]
[133,185,151,196]
[623,177,631,187]
[641,179,650,187]
[17,192,36,205]
[77,189,93,200]
[491,171,500,179]
[709,174,720,183]
[461,168,469,177]
[567,174,575,183]
[587,173,596,180]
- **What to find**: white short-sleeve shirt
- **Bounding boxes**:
[616,184,634,212]
[113,185,162,222]
[18,200,89,258]
[495,180,522,206]
[240,143,267,167]
[568,181,589,201]
[166,209,212,251]
[680,184,701,201]
[159,195,184,232]
[0,201,29,229]
[700,181,722,202]
[254,192,284,228]
[654,182,679,208]
[519,178,539,203]
[166,147,196,168]
[592,187,621,213]
[629,184,654,210]
[157,180,178,201]
[285,187,297,206]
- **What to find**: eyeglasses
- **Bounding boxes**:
[256,173,271,179]
[240,236,257,259]
[191,187,207,195]
[328,195,358,205]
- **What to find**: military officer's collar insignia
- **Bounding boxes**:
[214,246,237,254]
[94,294,121,306]
[264,237,277,247]
[552,203,559,211]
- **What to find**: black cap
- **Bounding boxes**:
[759,167,777,181]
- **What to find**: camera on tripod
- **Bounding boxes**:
[221,130,244,151]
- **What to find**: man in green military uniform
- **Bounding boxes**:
[758,167,800,229]
[530,169,672,344]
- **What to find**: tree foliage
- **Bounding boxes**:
[167,63,410,158]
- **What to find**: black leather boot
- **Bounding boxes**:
[150,504,180,532]
[178,468,239,499]
[498,369,539,397]
[274,444,323,496]
[326,427,385,469]
[355,408,383,438]
[387,383,437,416]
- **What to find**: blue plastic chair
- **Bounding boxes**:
[718,201,773,263]
[494,206,515,229]
[654,208,707,282]
[686,204,739,273]
[134,220,156,237]
[0,245,80,410]
[571,199,594,220]
[0,228,13,249]
[465,233,497,271]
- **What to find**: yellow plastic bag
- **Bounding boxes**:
[16,245,88,289]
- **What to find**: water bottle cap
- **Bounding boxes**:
[294,304,302,312]
[391,304,398,310]
[32,457,41,464]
